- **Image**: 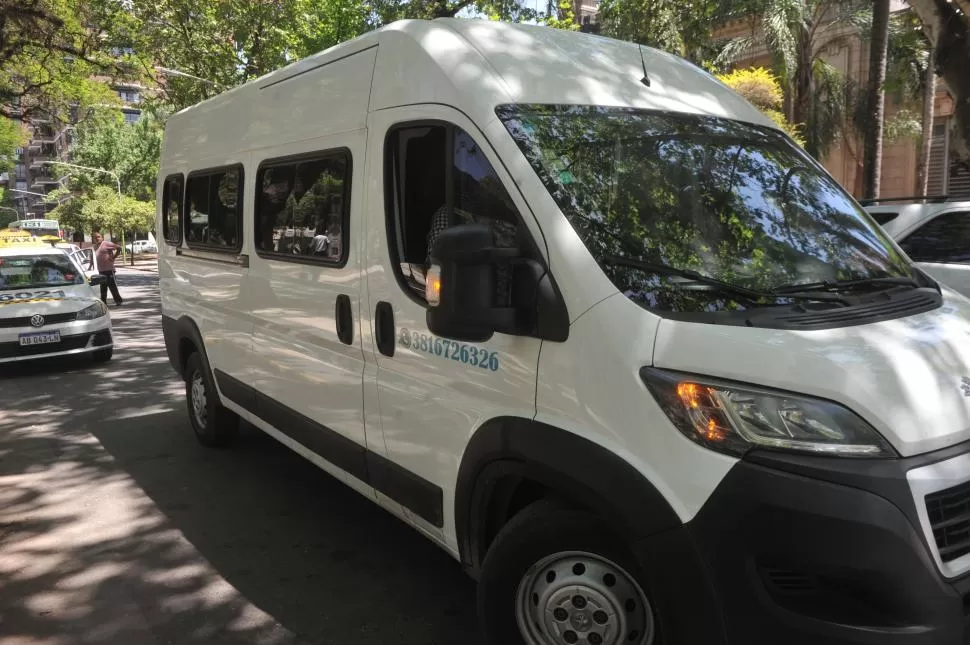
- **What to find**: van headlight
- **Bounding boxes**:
[640,368,896,458]
[76,301,108,320]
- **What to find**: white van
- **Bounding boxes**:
[158,19,970,645]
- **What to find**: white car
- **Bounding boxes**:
[126,239,158,254]
[0,244,113,364]
[864,197,970,297]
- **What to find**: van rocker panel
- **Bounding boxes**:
[213,369,444,528]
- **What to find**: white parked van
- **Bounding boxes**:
[158,19,970,645]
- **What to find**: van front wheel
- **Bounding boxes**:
[478,501,656,645]
[184,352,239,448]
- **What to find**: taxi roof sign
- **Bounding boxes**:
[0,228,48,248]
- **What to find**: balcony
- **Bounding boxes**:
[28,155,55,169]
[30,175,59,189]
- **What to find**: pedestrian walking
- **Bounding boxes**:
[92,231,123,306]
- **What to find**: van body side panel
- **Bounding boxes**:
[246,130,370,471]
[534,293,738,523]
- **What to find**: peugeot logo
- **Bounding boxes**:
[961,377,970,397]
[29,314,45,328]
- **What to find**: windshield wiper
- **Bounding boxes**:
[772,276,919,294]
[602,256,850,305]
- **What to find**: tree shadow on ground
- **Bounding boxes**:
[0,273,481,645]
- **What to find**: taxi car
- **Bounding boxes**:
[0,233,113,364]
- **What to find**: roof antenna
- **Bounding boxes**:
[638,44,651,87]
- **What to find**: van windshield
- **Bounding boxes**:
[497,105,914,313]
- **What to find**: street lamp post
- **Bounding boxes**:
[39,161,130,264]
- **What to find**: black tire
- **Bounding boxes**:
[183,352,239,448]
[478,499,658,645]
[92,347,113,363]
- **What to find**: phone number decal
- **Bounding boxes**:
[398,328,499,372]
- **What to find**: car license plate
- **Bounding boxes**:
[19,331,61,346]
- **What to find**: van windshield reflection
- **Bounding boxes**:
[497,105,914,313]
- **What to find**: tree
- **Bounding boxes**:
[917,45,937,194]
[0,0,122,122]
[48,185,154,237]
[907,0,970,170]
[0,116,28,173]
[596,0,750,62]
[862,0,890,199]
[717,67,805,145]
[117,0,373,110]
[57,107,164,201]
[717,1,869,160]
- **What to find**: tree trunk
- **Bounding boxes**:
[792,26,813,129]
[909,0,970,168]
[916,47,937,195]
[862,0,891,200]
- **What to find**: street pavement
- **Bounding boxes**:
[0,268,481,645]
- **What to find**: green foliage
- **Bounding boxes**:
[117,0,374,110]
[62,108,164,201]
[48,185,155,235]
[884,108,923,142]
[717,68,805,145]
[596,0,739,62]
[0,118,29,173]
[716,1,870,160]
[0,0,122,122]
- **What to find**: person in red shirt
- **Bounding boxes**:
[92,231,123,306]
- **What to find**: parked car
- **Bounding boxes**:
[159,19,970,645]
[863,196,970,298]
[125,239,158,254]
[0,238,113,364]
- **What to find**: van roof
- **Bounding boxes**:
[164,19,776,164]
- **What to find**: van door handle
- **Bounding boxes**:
[375,301,395,357]
[335,294,353,345]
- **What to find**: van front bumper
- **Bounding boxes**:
[634,441,970,645]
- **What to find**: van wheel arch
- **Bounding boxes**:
[168,315,211,377]
[455,417,682,577]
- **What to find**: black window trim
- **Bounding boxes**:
[899,210,970,265]
[252,147,353,269]
[184,163,245,254]
[161,172,184,246]
[382,119,542,309]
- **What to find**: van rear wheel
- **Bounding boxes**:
[478,500,656,645]
[184,352,239,448]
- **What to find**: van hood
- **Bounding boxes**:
[0,285,99,317]
[652,289,970,457]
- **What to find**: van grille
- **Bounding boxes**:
[926,481,970,563]
[0,312,78,328]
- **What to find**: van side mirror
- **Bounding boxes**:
[426,224,569,343]
[89,274,106,286]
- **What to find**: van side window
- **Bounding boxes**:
[185,166,243,252]
[899,212,970,264]
[162,174,183,245]
[254,151,350,264]
[386,123,520,303]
